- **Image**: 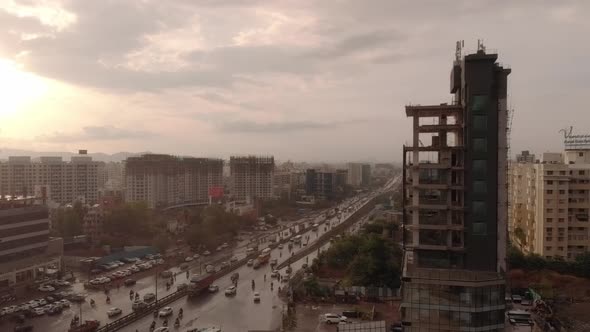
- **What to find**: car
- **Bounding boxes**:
[180,263,189,270]
[271,270,280,278]
[58,299,71,308]
[38,285,55,292]
[154,328,169,332]
[13,326,33,332]
[208,285,219,293]
[144,293,156,302]
[130,265,140,273]
[161,270,173,278]
[177,283,188,291]
[32,308,45,316]
[90,269,102,274]
[54,279,71,287]
[253,292,261,302]
[230,256,238,263]
[205,265,215,273]
[193,253,200,259]
[278,244,283,249]
[132,300,147,311]
[155,258,165,265]
[247,259,254,266]
[224,286,237,296]
[322,313,347,324]
[216,246,222,252]
[107,307,122,317]
[124,278,136,286]
[159,306,173,317]
[47,305,63,315]
[220,261,229,269]
[202,250,211,256]
[246,248,255,253]
[37,299,47,306]
[185,256,194,262]
[45,296,56,303]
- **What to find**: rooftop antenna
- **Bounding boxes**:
[455,40,464,61]
[477,39,486,52]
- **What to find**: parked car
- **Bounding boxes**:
[185,256,194,262]
[208,285,219,293]
[220,261,229,269]
[161,271,173,278]
[107,307,122,317]
[247,259,254,266]
[205,265,215,273]
[192,253,200,259]
[47,305,63,315]
[202,251,211,256]
[224,286,237,296]
[253,292,261,303]
[177,283,188,291]
[32,308,45,317]
[321,313,347,324]
[230,257,238,263]
[38,285,55,292]
[180,263,189,270]
[158,306,173,317]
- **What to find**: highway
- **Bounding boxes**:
[24,175,400,332]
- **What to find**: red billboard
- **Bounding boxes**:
[208,186,224,199]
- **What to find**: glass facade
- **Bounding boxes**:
[402,282,505,332]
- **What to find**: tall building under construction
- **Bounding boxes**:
[230,156,274,202]
[401,42,510,331]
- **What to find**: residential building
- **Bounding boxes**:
[0,197,63,293]
[230,156,274,202]
[273,170,294,200]
[124,154,223,208]
[509,151,590,260]
[305,169,337,201]
[0,150,100,205]
[516,150,535,163]
[82,204,105,245]
[401,44,509,331]
[347,162,371,187]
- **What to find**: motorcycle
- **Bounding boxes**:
[150,321,156,331]
[153,310,158,318]
[90,299,95,307]
[179,308,183,319]
[163,319,168,327]
[106,296,111,304]
[174,318,180,328]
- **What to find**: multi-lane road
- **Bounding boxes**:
[25,175,400,332]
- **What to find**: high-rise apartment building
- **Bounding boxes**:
[124,154,223,208]
[347,163,371,187]
[509,151,590,260]
[305,169,336,201]
[230,156,274,202]
[401,44,509,331]
[0,197,63,291]
[0,151,100,205]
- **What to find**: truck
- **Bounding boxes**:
[188,274,217,298]
[253,248,272,269]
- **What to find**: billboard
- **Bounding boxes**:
[208,186,224,199]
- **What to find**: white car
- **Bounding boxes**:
[203,251,211,256]
[185,256,194,262]
[278,244,283,249]
[193,253,200,259]
[58,299,71,308]
[107,307,122,317]
[208,285,219,293]
[253,292,261,302]
[322,313,347,324]
[224,286,237,296]
[159,306,173,317]
[38,285,55,292]
[32,307,45,316]
[247,259,254,266]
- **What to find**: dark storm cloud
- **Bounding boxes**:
[38,126,155,142]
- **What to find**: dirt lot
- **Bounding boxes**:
[294,301,400,332]
[509,269,590,300]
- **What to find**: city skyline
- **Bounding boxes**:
[0,0,589,161]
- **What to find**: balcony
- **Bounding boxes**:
[418,124,462,133]
[405,104,463,117]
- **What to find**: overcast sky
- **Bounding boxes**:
[0,0,588,162]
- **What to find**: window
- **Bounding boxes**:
[559,218,565,223]
[473,115,488,131]
[473,160,487,178]
[559,190,565,194]
[546,218,553,223]
[547,180,554,185]
[473,181,487,194]
[546,246,552,251]
[472,95,489,113]
[547,190,553,194]
[473,138,487,153]
[547,171,554,175]
[560,171,566,175]
[547,208,553,213]
[580,170,586,175]
[559,209,565,213]
[473,222,487,235]
[580,152,584,157]
[472,201,487,218]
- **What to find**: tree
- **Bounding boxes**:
[52,208,83,237]
[153,235,171,253]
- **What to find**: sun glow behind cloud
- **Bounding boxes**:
[0,59,48,116]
